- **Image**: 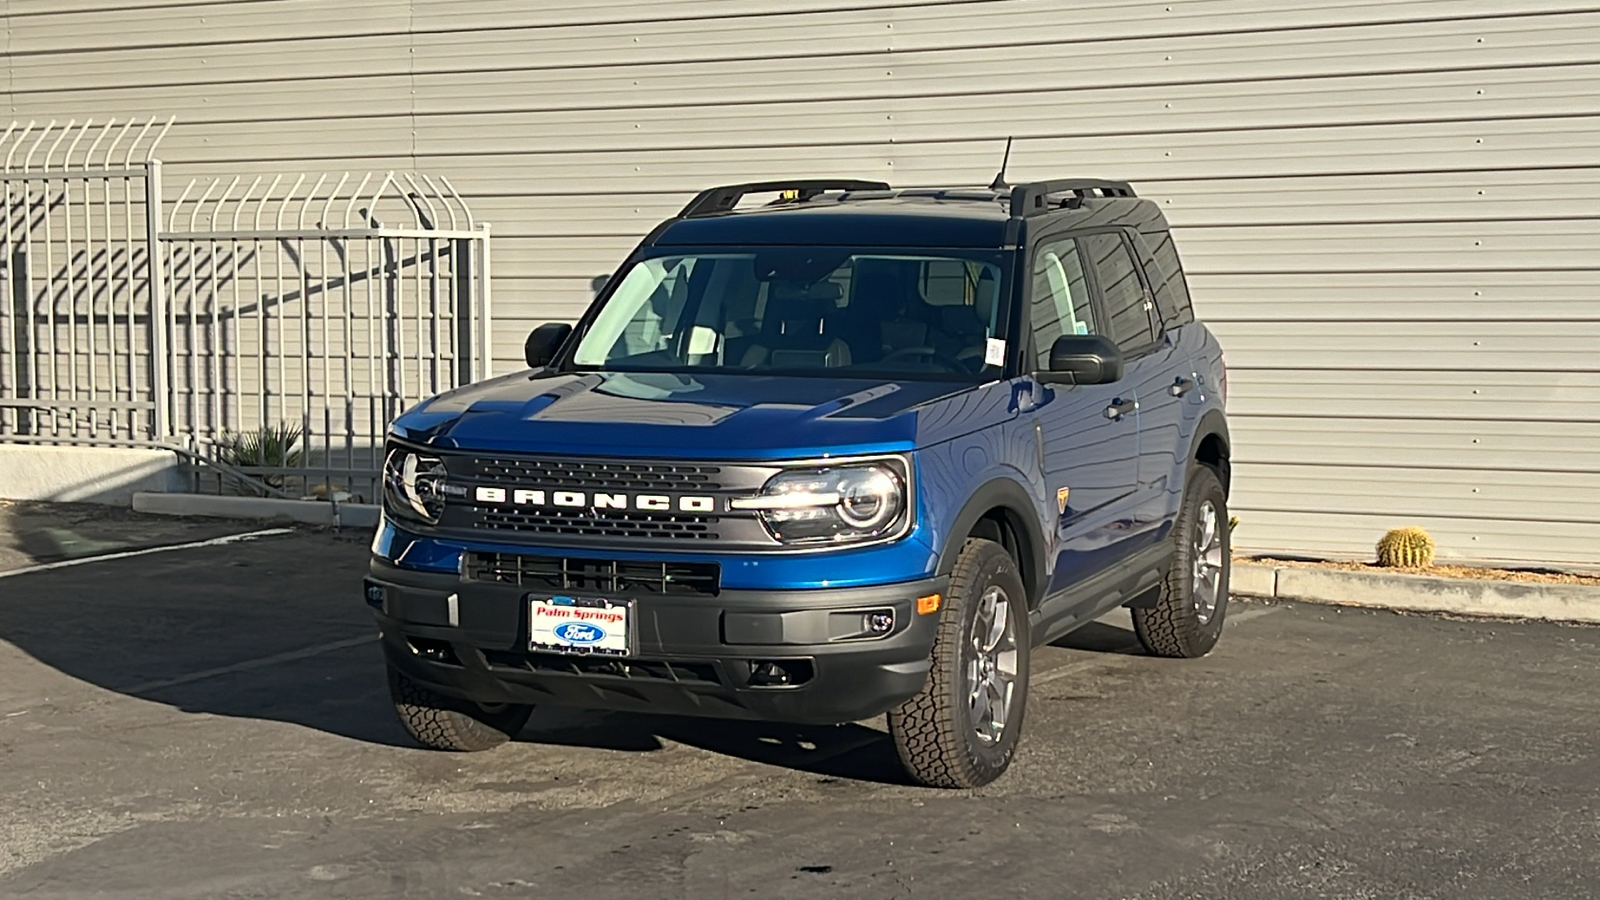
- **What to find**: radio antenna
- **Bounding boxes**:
[988,136,1014,191]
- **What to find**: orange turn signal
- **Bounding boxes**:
[916,594,942,615]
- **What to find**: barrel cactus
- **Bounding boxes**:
[1375,526,1435,568]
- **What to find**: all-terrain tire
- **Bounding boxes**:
[888,538,1030,789]
[388,666,533,752]
[1133,464,1230,659]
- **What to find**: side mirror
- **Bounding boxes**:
[1038,334,1124,385]
[525,323,573,369]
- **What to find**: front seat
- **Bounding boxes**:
[740,282,852,369]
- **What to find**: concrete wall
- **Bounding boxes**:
[0,446,183,504]
[3,1,1598,566]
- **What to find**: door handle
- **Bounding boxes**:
[1170,376,1197,397]
[1104,398,1138,420]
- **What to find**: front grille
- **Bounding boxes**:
[471,456,727,491]
[465,551,721,597]
[482,650,721,686]
[471,508,722,542]
[438,453,779,549]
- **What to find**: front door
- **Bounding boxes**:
[1024,233,1141,633]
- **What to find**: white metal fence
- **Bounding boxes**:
[0,118,492,500]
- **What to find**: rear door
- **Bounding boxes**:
[1079,230,1187,551]
[1023,232,1141,630]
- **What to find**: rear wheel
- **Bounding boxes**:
[1134,464,1230,658]
[888,538,1030,789]
[388,666,533,752]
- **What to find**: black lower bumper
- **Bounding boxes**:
[365,558,947,725]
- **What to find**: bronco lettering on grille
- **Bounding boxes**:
[474,486,716,513]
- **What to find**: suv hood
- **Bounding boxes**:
[390,370,1017,460]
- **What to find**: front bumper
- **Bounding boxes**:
[366,558,946,725]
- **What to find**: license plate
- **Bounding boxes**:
[528,595,631,655]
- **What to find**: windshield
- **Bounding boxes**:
[568,247,1011,380]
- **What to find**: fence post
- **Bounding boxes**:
[453,237,473,387]
[8,248,32,435]
[144,159,170,442]
[478,222,492,381]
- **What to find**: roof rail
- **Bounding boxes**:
[1009,179,1135,217]
[678,179,892,218]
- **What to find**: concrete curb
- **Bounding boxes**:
[132,492,380,529]
[1233,562,1600,625]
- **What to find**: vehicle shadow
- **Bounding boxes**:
[516,706,913,785]
[1049,616,1148,655]
[0,505,1128,783]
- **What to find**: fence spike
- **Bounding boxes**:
[298,174,328,230]
[400,172,439,230]
[169,178,198,232]
[342,172,373,229]
[63,119,90,171]
[145,115,175,163]
[254,174,283,231]
[0,123,16,173]
[8,121,36,172]
[29,120,62,172]
[358,171,394,229]
[42,120,72,173]
[83,119,116,170]
[420,174,458,230]
[233,175,264,231]
[439,176,475,231]
[274,174,306,230]
[188,177,220,232]
[212,175,242,231]
[123,117,156,170]
[103,119,136,171]
[320,172,349,229]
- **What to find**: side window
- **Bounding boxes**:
[1028,237,1097,370]
[1142,229,1195,328]
[1083,233,1156,353]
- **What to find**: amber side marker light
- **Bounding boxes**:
[916,594,942,615]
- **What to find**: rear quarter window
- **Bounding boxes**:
[1140,230,1196,328]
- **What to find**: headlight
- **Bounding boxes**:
[382,445,448,524]
[732,459,910,545]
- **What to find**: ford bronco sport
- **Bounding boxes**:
[366,177,1231,788]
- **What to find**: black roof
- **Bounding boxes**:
[655,194,1011,248]
[650,181,1161,249]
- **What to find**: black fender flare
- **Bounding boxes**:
[1187,408,1232,492]
[935,476,1049,609]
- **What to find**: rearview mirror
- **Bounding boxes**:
[525,323,573,369]
[1038,334,1123,385]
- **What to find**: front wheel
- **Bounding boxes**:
[1134,464,1231,658]
[388,666,534,752]
[888,538,1031,789]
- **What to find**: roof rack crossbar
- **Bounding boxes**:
[1009,179,1135,217]
[678,179,892,218]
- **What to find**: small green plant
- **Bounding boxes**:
[214,422,304,495]
[1376,526,1435,568]
[1228,515,1239,534]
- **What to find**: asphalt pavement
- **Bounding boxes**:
[0,504,1596,899]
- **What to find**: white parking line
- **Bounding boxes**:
[118,634,377,694]
[0,528,294,580]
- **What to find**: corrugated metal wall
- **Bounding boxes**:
[4,0,1597,567]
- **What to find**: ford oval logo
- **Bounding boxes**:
[553,622,605,645]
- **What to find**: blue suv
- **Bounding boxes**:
[367,178,1231,788]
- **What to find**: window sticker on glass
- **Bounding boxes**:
[985,338,1007,367]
